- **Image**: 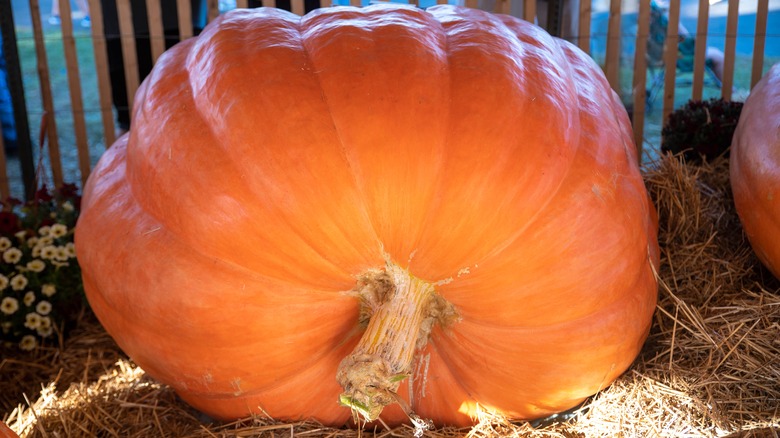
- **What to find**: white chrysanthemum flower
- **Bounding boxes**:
[55,247,69,261]
[52,261,70,268]
[37,325,53,338]
[39,316,51,329]
[32,246,41,258]
[36,300,52,316]
[0,237,11,251]
[1,297,19,315]
[19,335,37,351]
[63,201,74,212]
[27,259,46,273]
[3,247,22,264]
[40,246,58,260]
[50,224,68,238]
[41,284,56,297]
[11,274,28,291]
[24,312,42,329]
[0,274,8,291]
[38,236,54,247]
[38,226,51,237]
[23,291,35,307]
[65,242,76,258]
[27,237,38,248]
[14,231,26,241]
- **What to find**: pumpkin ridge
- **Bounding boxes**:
[298,12,385,253]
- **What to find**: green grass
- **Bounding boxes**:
[11,27,107,199]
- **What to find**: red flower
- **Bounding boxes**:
[34,186,54,203]
[0,211,21,235]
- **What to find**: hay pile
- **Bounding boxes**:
[2,155,779,437]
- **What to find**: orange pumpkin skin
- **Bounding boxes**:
[730,63,780,279]
[0,422,18,438]
[75,4,658,427]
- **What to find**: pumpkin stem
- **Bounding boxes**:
[337,262,457,423]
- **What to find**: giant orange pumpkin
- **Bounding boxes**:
[75,4,659,427]
[730,63,780,279]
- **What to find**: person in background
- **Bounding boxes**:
[101,0,206,136]
[0,32,18,154]
[648,0,724,82]
[49,0,91,28]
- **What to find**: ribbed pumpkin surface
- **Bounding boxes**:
[730,63,780,279]
[75,4,659,427]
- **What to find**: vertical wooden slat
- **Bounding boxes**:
[437,0,449,4]
[178,0,194,39]
[577,0,591,54]
[28,0,64,188]
[116,0,140,115]
[146,0,165,63]
[237,0,249,7]
[58,0,91,186]
[751,0,768,89]
[631,0,650,162]
[262,0,277,7]
[207,0,220,22]
[319,0,331,8]
[604,0,621,92]
[691,0,709,100]
[465,0,479,8]
[87,0,116,148]
[349,0,361,6]
[721,0,739,100]
[291,0,305,15]
[498,0,509,14]
[523,0,536,22]
[662,0,681,125]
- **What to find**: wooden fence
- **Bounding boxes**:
[0,0,774,201]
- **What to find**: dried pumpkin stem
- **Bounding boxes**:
[337,262,456,422]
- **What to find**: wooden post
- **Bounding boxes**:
[604,0,621,93]
[28,0,64,191]
[632,0,651,162]
[58,0,91,186]
[87,0,116,148]
[523,0,536,23]
[178,0,194,39]
[116,0,140,116]
[577,0,591,54]
[751,0,768,89]
[146,0,166,63]
[237,0,249,8]
[721,0,738,100]
[691,0,709,100]
[292,0,305,15]
[207,0,221,22]
[661,0,681,126]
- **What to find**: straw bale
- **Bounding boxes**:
[2,155,780,437]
